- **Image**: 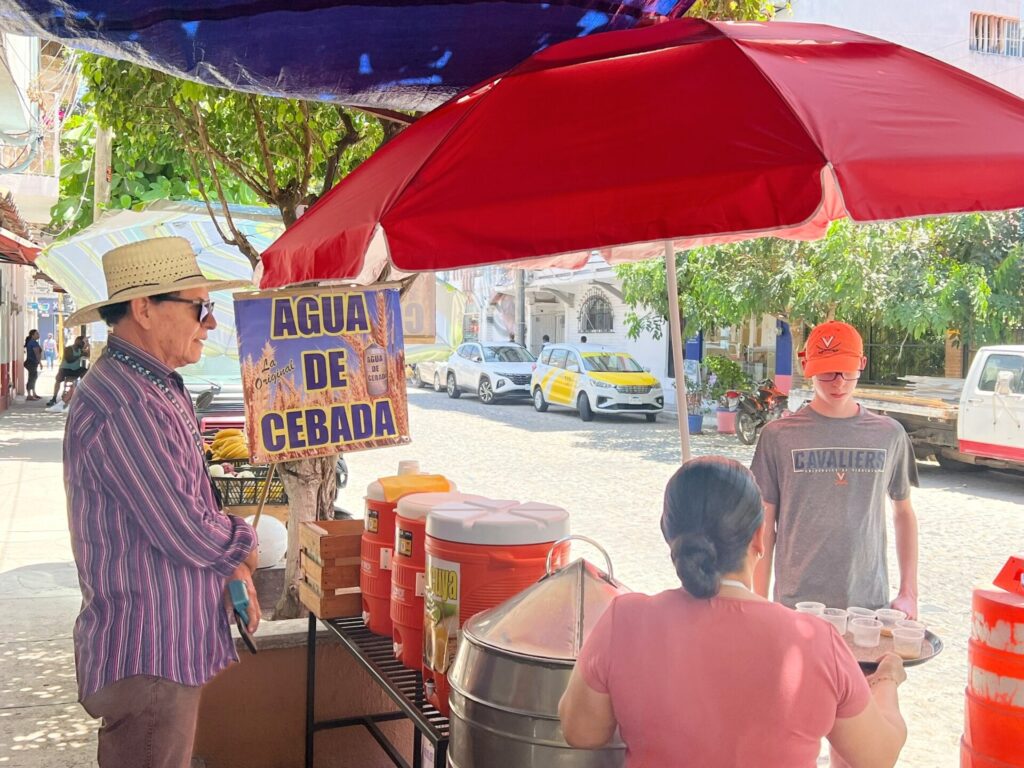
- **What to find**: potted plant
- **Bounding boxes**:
[702,356,752,435]
[683,376,711,435]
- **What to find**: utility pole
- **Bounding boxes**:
[93,125,112,224]
[514,269,527,346]
[88,125,113,337]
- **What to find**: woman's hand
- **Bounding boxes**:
[867,653,906,687]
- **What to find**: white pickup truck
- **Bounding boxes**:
[787,345,1024,472]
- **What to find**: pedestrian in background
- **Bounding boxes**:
[23,329,41,400]
[63,237,255,768]
[42,333,57,368]
[46,335,91,407]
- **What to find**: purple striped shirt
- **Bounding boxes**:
[64,335,255,701]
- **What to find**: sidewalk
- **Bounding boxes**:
[0,367,98,766]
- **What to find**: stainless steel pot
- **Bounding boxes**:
[447,536,629,768]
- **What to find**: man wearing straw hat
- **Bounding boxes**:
[64,237,258,767]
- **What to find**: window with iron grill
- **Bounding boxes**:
[579,292,613,333]
[970,12,1023,57]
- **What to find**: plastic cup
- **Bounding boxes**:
[795,601,826,616]
[875,608,907,637]
[822,607,848,634]
[847,607,877,620]
[895,619,926,632]
[849,618,883,648]
[892,627,926,659]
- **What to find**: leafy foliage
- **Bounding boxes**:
[51,110,206,237]
[52,53,387,264]
[702,354,751,400]
[686,0,787,21]
[617,213,1024,351]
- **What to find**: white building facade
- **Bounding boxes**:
[784,1,1024,98]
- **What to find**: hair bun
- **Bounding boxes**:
[671,534,720,599]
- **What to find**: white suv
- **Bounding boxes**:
[446,342,536,404]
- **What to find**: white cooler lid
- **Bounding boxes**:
[426,499,570,546]
[397,492,490,521]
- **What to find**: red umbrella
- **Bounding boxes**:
[259,17,1024,458]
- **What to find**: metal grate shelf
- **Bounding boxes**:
[307,614,449,768]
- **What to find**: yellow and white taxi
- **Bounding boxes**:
[531,344,664,422]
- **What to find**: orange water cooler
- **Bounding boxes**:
[390,492,488,670]
[422,498,570,716]
[961,584,1024,767]
[360,462,453,636]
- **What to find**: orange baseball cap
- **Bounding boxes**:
[799,321,865,378]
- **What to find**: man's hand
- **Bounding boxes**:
[890,592,917,621]
[890,497,918,622]
[224,563,261,635]
[244,543,259,575]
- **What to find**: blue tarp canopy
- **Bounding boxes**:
[0,0,697,111]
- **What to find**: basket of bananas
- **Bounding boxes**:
[207,429,249,463]
[206,429,288,507]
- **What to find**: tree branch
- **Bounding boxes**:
[351,105,418,126]
[277,121,305,150]
[177,104,263,267]
[189,102,272,200]
[320,109,361,196]
[299,100,314,198]
[248,93,280,199]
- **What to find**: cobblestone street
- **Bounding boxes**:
[1,381,1021,766]
[338,386,1024,768]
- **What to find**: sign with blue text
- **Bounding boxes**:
[234,285,410,464]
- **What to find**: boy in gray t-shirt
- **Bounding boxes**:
[751,321,920,618]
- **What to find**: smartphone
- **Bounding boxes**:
[234,609,258,654]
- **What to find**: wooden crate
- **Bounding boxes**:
[298,519,363,619]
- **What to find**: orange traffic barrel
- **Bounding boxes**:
[360,462,452,636]
[422,499,570,717]
[390,491,488,670]
[961,585,1024,767]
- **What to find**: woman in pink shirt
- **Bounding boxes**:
[559,456,907,767]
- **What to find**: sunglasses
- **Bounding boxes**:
[815,370,862,382]
[159,296,215,323]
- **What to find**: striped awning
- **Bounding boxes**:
[35,200,282,364]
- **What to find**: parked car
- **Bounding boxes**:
[445,342,536,403]
[530,344,664,422]
[414,359,448,392]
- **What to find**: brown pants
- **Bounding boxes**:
[82,675,202,768]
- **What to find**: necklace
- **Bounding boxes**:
[106,347,205,456]
[720,578,752,592]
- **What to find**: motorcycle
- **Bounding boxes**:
[734,379,789,445]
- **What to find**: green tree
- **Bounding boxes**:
[617,214,1024,355]
[686,1,787,20]
[54,53,389,266]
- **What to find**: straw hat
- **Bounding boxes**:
[67,237,251,326]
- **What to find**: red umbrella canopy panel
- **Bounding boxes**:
[260,18,1024,287]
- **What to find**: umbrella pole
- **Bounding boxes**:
[664,240,692,463]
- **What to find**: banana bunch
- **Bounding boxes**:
[209,429,249,462]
